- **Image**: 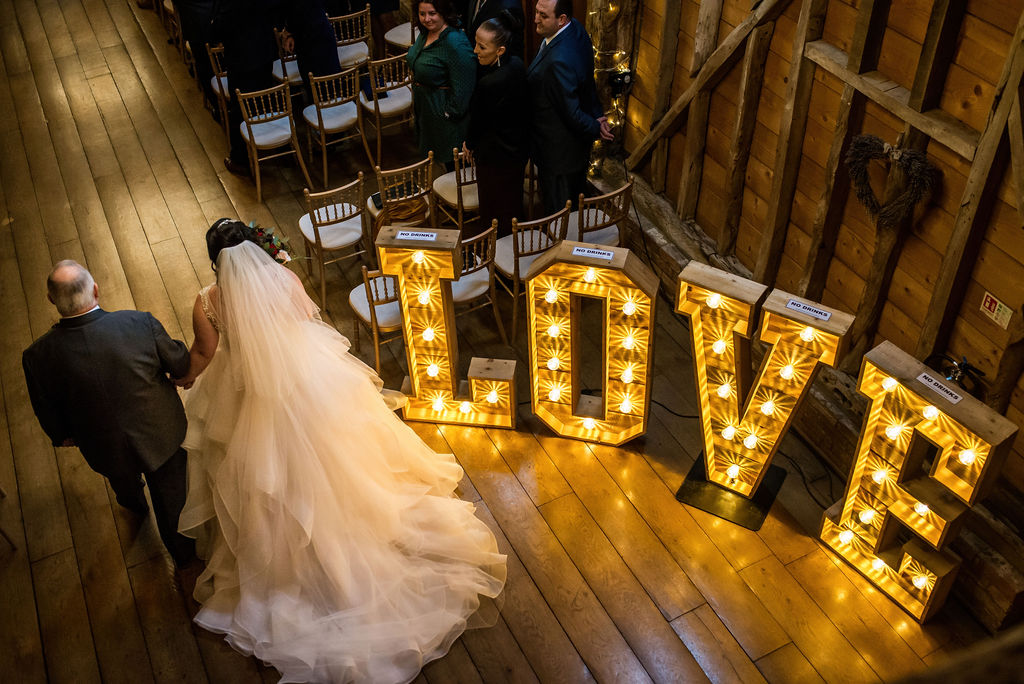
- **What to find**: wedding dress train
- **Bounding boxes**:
[178,242,506,683]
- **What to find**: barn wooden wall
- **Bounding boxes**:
[624,0,1024,501]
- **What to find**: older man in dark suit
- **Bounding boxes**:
[22,261,195,568]
[527,0,612,215]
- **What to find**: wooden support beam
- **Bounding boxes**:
[914,10,1024,359]
[720,22,774,255]
[1009,94,1024,223]
[909,0,968,112]
[625,0,791,170]
[986,312,1024,414]
[804,41,980,161]
[649,1,683,193]
[677,0,724,218]
[752,0,828,285]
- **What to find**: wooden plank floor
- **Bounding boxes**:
[0,1,992,682]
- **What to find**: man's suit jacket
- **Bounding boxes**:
[526,18,604,176]
[465,0,525,61]
[22,309,190,478]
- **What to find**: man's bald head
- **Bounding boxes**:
[47,260,98,317]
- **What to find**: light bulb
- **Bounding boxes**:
[432,397,445,411]
[426,363,439,377]
[547,357,560,371]
[716,383,731,398]
[584,267,596,283]
[721,425,736,440]
[912,574,929,590]
[958,449,976,465]
[858,509,876,524]
[619,397,632,413]
[871,558,886,571]
[622,334,635,350]
[743,434,757,449]
[760,400,775,416]
[412,250,424,264]
[882,376,898,391]
[923,405,939,420]
[620,366,634,383]
[417,290,431,305]
[706,293,722,309]
[885,424,903,441]
[583,417,596,430]
[780,364,795,380]
[838,530,855,545]
[459,401,471,414]
[712,339,727,355]
[422,327,435,341]
[485,390,499,404]
[547,324,560,337]
[914,502,930,516]
[726,464,740,480]
[545,288,558,303]
[800,326,815,342]
[622,300,636,316]
[548,387,561,401]
[872,469,888,484]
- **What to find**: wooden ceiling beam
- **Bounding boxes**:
[649,1,683,193]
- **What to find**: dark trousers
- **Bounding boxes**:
[108,448,195,567]
[538,166,586,217]
[227,68,276,164]
[477,159,525,239]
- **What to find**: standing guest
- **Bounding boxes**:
[22,261,196,570]
[277,0,341,96]
[464,11,528,238]
[527,0,613,215]
[407,0,477,168]
[464,0,524,61]
[175,0,218,117]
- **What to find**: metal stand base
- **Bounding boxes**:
[674,455,786,531]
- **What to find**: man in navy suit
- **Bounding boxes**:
[23,261,195,568]
[527,0,612,215]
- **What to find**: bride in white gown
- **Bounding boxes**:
[175,220,506,683]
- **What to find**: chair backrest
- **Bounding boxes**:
[367,53,412,100]
[460,220,497,278]
[274,27,298,65]
[236,82,292,125]
[576,180,633,241]
[510,203,571,266]
[374,152,435,228]
[310,67,360,111]
[451,147,477,189]
[360,266,399,329]
[304,172,365,246]
[330,5,372,49]
[206,43,226,79]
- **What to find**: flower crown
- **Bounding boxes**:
[248,222,292,264]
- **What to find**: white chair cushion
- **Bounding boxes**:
[272,59,303,85]
[302,101,358,132]
[359,86,413,117]
[337,42,370,67]
[211,74,229,97]
[494,234,545,278]
[384,23,418,48]
[365,196,431,226]
[299,203,363,249]
[568,209,618,246]
[433,171,479,211]
[348,277,402,328]
[240,118,292,147]
[451,265,489,303]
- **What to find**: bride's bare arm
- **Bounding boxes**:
[175,294,220,388]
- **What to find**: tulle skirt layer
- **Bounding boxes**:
[179,321,506,683]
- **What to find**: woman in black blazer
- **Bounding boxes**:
[464,11,528,238]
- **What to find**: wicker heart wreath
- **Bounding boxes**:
[846,134,937,227]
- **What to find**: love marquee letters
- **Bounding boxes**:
[377,227,517,428]
[821,341,1018,621]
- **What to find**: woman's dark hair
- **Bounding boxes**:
[206,218,257,267]
[480,10,522,49]
[416,0,459,31]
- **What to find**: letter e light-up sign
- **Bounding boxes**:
[526,242,659,446]
[377,227,516,427]
[821,341,1018,621]
[676,262,853,497]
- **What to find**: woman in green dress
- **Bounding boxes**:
[407,0,477,167]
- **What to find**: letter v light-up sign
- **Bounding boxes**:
[376,226,517,428]
[821,341,1018,621]
[676,262,853,497]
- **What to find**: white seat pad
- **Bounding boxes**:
[272,59,302,84]
[384,23,418,48]
[494,233,546,278]
[211,74,229,97]
[433,171,479,210]
[241,118,292,147]
[359,86,413,117]
[337,42,370,67]
[451,265,490,303]
[349,277,402,328]
[568,209,618,245]
[303,101,358,132]
[365,196,431,227]
[299,203,363,249]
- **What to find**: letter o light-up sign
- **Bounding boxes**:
[821,341,1017,622]
[376,227,516,427]
[526,241,659,446]
[676,262,853,497]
